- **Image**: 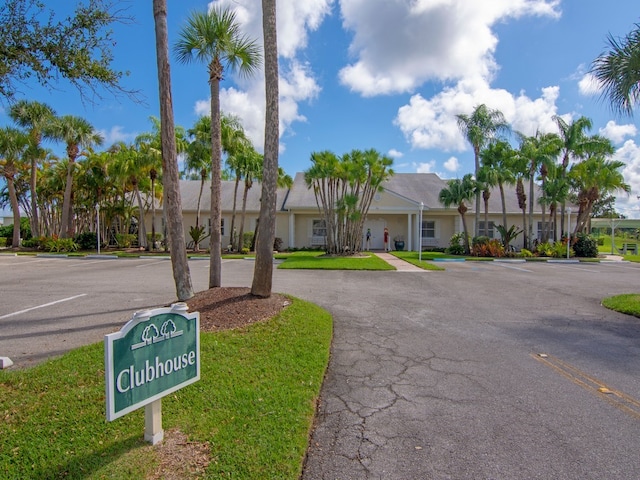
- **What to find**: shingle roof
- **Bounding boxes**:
[178,180,289,213]
[283,172,547,214]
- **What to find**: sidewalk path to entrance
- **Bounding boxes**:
[372,251,427,272]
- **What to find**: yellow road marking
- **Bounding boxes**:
[531,353,640,420]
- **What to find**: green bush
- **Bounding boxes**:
[0,218,31,241]
[243,231,254,249]
[472,235,490,246]
[21,237,42,248]
[115,233,136,248]
[74,231,97,250]
[536,242,554,257]
[573,233,598,257]
[520,248,534,257]
[42,236,79,253]
[0,237,6,247]
[446,232,465,255]
[597,237,605,246]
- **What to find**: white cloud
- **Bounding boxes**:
[578,72,601,96]
[97,126,137,147]
[599,121,638,145]
[338,0,560,96]
[614,140,640,218]
[194,0,330,151]
[387,149,403,158]
[444,156,460,172]
[415,160,436,173]
[394,80,561,152]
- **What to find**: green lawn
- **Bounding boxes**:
[391,251,446,270]
[277,250,395,270]
[602,294,640,318]
[0,297,332,479]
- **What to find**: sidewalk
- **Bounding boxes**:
[372,251,427,271]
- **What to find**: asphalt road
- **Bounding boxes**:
[2,254,640,479]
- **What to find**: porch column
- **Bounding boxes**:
[407,213,413,251]
[288,212,295,249]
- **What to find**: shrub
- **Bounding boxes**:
[446,232,465,255]
[573,233,598,257]
[552,240,573,258]
[536,241,554,257]
[471,239,505,257]
[21,237,43,248]
[520,248,534,257]
[42,236,79,253]
[0,237,6,247]
[74,231,97,250]
[243,231,254,249]
[472,235,490,247]
[241,247,250,254]
[115,233,136,248]
[273,237,283,251]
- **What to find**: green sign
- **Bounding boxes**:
[105,303,200,421]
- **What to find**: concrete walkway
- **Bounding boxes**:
[372,251,427,272]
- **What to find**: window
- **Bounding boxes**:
[422,220,435,238]
[312,219,326,237]
[537,221,554,241]
[478,221,494,237]
[206,218,225,235]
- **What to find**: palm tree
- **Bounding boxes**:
[591,23,640,116]
[0,127,31,247]
[252,0,280,297]
[456,104,509,237]
[152,0,194,301]
[552,115,609,236]
[438,174,476,255]
[49,115,103,238]
[175,6,261,288]
[8,100,56,237]
[479,140,517,246]
[236,147,262,252]
[517,131,562,247]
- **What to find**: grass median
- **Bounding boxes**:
[0,297,332,479]
[277,251,395,270]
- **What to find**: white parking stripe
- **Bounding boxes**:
[0,294,87,320]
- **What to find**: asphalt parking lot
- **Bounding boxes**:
[2,254,640,479]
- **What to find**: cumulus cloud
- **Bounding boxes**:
[394,80,561,152]
[338,0,560,96]
[578,72,601,96]
[387,149,404,158]
[614,140,640,218]
[415,160,436,173]
[444,156,460,172]
[599,121,638,145]
[195,0,330,150]
[97,126,137,147]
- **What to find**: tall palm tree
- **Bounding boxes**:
[175,5,261,288]
[50,115,103,238]
[591,23,640,116]
[0,127,31,247]
[236,147,262,252]
[479,140,517,246]
[252,0,280,297]
[552,115,609,236]
[8,100,56,237]
[456,104,509,237]
[438,174,476,255]
[517,131,562,247]
[152,0,194,301]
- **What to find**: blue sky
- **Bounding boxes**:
[2,0,640,218]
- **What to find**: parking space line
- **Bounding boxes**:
[532,353,640,420]
[0,294,88,320]
[493,262,534,273]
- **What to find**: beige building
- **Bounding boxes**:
[151,173,550,251]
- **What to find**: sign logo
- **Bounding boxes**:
[105,303,200,421]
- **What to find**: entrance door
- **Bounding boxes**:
[363,219,386,250]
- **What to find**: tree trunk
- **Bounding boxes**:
[208,66,223,287]
[252,0,279,297]
[7,174,21,247]
[30,157,39,237]
[60,159,74,238]
[499,182,507,247]
[152,0,193,301]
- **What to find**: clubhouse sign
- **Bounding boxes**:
[105,303,200,421]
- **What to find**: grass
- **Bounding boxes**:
[602,294,640,318]
[277,250,395,270]
[390,251,446,270]
[0,297,332,479]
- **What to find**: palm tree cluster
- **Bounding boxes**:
[440,104,630,253]
[0,99,278,252]
[304,149,394,255]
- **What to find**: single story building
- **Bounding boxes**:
[148,173,554,252]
